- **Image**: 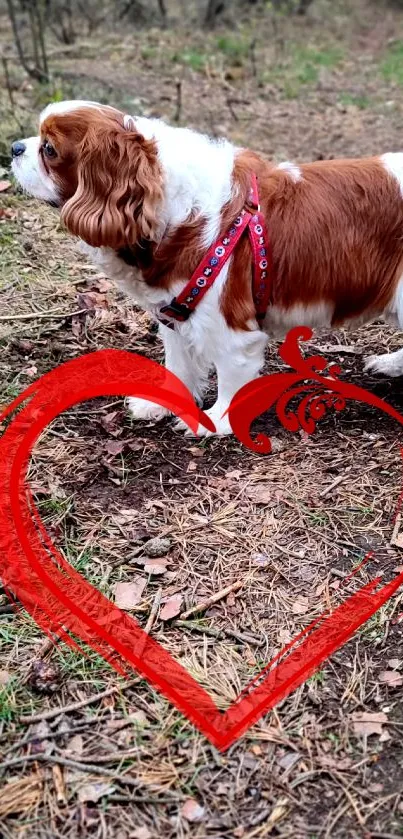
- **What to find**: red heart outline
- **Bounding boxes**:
[1,329,403,751]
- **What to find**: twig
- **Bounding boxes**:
[54,746,141,764]
[174,79,182,124]
[1,57,14,107]
[144,587,162,635]
[272,540,306,562]
[176,619,264,647]
[249,37,257,78]
[0,753,139,786]
[52,764,66,805]
[180,580,244,619]
[36,632,60,659]
[108,793,177,803]
[2,713,108,755]
[19,679,139,724]
[319,474,346,498]
[226,97,239,122]
[0,308,87,322]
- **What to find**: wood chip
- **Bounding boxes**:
[52,765,66,805]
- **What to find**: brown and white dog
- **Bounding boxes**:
[11,99,403,435]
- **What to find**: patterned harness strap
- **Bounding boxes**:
[157,174,272,329]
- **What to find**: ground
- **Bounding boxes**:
[1,0,403,836]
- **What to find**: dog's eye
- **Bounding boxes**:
[42,139,57,158]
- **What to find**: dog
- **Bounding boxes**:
[11,99,403,436]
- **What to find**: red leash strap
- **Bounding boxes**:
[246,175,271,322]
[158,174,271,329]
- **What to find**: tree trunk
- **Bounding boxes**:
[296,0,314,13]
[5,0,48,81]
[204,0,225,28]
[157,0,167,22]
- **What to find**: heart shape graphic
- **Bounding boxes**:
[1,329,403,751]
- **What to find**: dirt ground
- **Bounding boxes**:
[1,0,403,836]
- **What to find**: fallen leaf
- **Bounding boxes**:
[78,782,115,803]
[30,720,52,755]
[143,559,167,575]
[0,207,17,220]
[378,670,403,687]
[0,670,11,685]
[317,755,352,770]
[160,594,183,621]
[245,483,272,504]
[131,827,152,839]
[181,798,205,822]
[252,553,270,567]
[114,579,146,610]
[292,595,310,615]
[392,533,403,549]
[23,365,37,378]
[277,751,300,771]
[187,446,204,457]
[387,658,402,670]
[65,734,83,756]
[91,277,114,293]
[187,461,197,472]
[226,469,242,480]
[101,411,122,436]
[104,440,125,456]
[368,783,384,793]
[77,291,108,311]
[352,711,388,737]
[0,180,11,192]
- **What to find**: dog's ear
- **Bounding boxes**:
[61,125,163,249]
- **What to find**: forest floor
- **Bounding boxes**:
[1,1,403,836]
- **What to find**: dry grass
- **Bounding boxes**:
[1,0,403,836]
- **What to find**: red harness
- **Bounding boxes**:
[157,174,271,329]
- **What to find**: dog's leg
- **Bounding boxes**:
[195,328,268,436]
[127,323,209,421]
[365,284,403,377]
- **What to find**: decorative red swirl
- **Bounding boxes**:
[1,337,403,750]
[227,326,403,452]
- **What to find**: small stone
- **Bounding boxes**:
[144,537,171,557]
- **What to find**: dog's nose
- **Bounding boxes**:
[11,141,26,158]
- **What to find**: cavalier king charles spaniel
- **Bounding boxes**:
[11,99,403,435]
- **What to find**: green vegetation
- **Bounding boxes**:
[381,40,403,85]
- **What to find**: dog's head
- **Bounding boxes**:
[11,100,164,249]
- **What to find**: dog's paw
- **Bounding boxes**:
[173,406,232,437]
[364,353,403,378]
[126,397,170,422]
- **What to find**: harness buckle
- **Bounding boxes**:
[159,299,191,323]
